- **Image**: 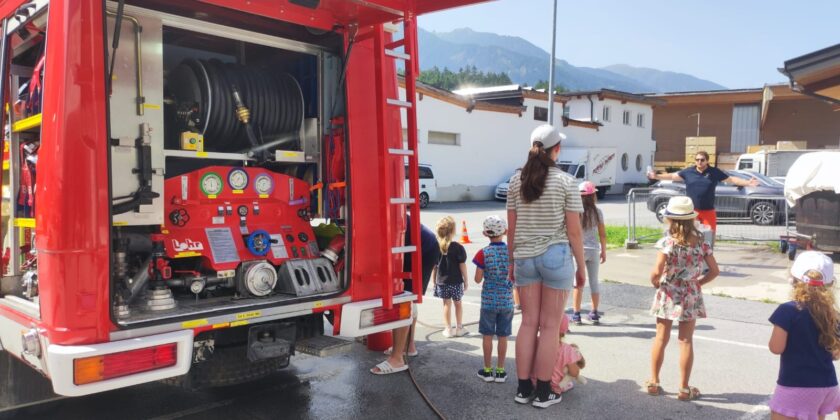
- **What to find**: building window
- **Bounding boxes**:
[636,154,643,172]
[621,153,629,171]
[428,130,459,146]
[562,105,571,118]
[636,113,645,128]
[534,106,548,122]
[622,110,631,125]
[602,106,611,122]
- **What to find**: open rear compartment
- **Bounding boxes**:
[107,4,350,328]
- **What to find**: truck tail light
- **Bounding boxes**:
[360,302,412,328]
[73,343,178,385]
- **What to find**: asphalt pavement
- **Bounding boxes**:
[5,200,837,419]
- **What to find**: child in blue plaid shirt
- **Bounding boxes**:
[473,215,514,383]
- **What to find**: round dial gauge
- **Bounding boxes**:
[254,173,274,195]
[200,172,223,196]
[228,168,249,190]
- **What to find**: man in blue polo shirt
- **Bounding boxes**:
[648,151,757,232]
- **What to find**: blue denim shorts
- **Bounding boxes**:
[479,308,514,337]
[514,243,574,290]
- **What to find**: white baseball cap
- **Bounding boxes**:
[530,124,566,150]
[482,215,507,237]
[791,251,835,286]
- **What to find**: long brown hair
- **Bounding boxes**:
[581,194,601,230]
[792,279,840,356]
[667,219,702,246]
[520,142,558,203]
[435,216,456,254]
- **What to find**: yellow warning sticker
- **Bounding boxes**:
[182,319,209,328]
[174,251,202,258]
[212,322,230,329]
[281,151,301,157]
[196,151,209,158]
[232,190,244,194]
[313,301,324,309]
[112,221,129,227]
[161,229,170,234]
[235,311,261,320]
[207,194,217,199]
[230,320,249,327]
[259,194,269,199]
[143,103,161,110]
[15,218,36,228]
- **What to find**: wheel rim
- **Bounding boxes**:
[420,193,429,207]
[752,203,774,225]
[656,203,666,223]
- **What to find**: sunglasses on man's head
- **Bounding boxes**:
[695,158,707,162]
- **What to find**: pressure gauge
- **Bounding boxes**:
[200,172,223,196]
[254,173,274,195]
[228,168,249,190]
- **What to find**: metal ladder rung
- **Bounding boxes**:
[386,98,413,108]
[391,246,417,254]
[388,148,414,156]
[390,197,415,204]
[385,49,411,60]
[385,39,405,50]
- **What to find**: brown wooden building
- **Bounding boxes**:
[648,85,840,164]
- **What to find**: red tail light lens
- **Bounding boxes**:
[74,343,177,385]
[360,302,412,328]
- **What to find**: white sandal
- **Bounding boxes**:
[370,360,408,375]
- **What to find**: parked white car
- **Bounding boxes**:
[495,170,520,201]
[405,164,437,208]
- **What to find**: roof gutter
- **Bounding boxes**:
[779,66,840,107]
[587,94,594,122]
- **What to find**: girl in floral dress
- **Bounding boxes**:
[645,196,720,401]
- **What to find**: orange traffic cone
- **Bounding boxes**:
[459,220,472,244]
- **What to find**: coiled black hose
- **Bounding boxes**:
[168,59,304,152]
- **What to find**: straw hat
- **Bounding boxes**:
[660,196,697,220]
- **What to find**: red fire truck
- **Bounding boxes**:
[0,0,486,402]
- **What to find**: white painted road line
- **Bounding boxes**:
[624,326,766,350]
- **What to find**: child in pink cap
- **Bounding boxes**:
[768,251,840,419]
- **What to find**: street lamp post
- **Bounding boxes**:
[547,0,558,125]
[688,113,700,136]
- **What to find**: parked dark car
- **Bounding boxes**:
[645,170,789,225]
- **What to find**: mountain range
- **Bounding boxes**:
[417,28,726,93]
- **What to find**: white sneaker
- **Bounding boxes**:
[455,327,469,337]
[442,327,454,338]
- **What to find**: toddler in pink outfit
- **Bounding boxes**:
[531,314,586,396]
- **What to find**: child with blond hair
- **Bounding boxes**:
[432,216,469,337]
[768,251,840,419]
[646,196,720,400]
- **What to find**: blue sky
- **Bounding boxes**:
[419,0,840,89]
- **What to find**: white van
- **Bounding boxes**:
[405,164,437,208]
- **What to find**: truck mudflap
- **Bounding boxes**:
[339,292,416,337]
[45,330,193,397]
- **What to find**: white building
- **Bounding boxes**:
[399,81,662,202]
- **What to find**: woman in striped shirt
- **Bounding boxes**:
[507,124,586,409]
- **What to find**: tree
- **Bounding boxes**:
[418,66,513,91]
[533,80,566,94]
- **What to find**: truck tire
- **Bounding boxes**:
[419,192,429,209]
[596,187,607,200]
[162,345,290,389]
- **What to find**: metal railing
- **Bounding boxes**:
[626,187,793,248]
